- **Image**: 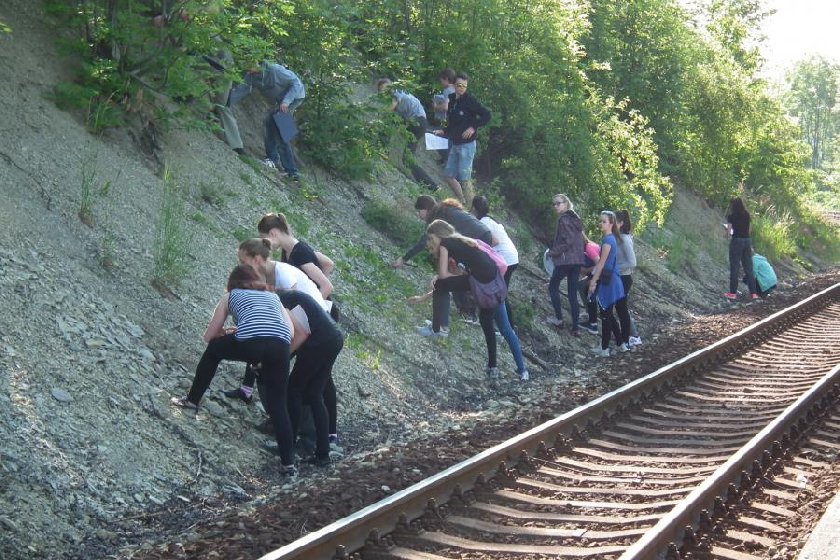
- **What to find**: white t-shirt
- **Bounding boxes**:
[480,217,519,266]
[273,262,332,312]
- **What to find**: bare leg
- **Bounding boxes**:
[445,177,465,202]
[462,180,475,207]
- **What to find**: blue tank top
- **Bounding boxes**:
[228,289,291,342]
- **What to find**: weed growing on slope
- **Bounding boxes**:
[78,152,118,227]
[196,180,225,207]
[152,167,193,290]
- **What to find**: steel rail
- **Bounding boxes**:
[620,361,840,559]
[260,283,840,560]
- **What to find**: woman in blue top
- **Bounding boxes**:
[588,211,630,357]
[171,265,298,477]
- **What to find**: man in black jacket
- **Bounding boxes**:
[434,72,491,204]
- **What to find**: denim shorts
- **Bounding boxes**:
[445,140,476,182]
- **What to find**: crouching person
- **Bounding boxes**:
[170,265,298,477]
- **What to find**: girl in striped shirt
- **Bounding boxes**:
[171,265,298,476]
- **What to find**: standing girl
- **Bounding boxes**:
[170,265,297,477]
[471,196,519,329]
[547,194,585,336]
[411,220,528,380]
[588,211,631,357]
[724,197,758,300]
[615,210,641,346]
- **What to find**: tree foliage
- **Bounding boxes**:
[44,0,837,257]
[786,56,839,170]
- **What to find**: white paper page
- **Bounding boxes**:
[424,133,449,150]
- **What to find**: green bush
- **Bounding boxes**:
[752,212,796,261]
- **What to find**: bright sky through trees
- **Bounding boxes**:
[760,0,840,74]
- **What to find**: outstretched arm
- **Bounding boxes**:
[203,294,230,343]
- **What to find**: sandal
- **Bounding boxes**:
[170,396,198,410]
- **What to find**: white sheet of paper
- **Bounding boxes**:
[424,133,449,150]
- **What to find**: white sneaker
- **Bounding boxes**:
[546,317,564,327]
[589,346,610,357]
[628,336,642,346]
[519,370,530,381]
[618,343,631,353]
[262,158,277,169]
[416,325,448,338]
[486,366,499,379]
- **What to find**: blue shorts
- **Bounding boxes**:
[445,140,476,182]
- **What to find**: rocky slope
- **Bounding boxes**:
[0,1,827,558]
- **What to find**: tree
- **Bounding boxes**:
[786,56,839,170]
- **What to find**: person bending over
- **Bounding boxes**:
[409,220,528,380]
[278,290,344,466]
[257,212,338,321]
[170,265,298,477]
[377,78,439,191]
[471,196,519,329]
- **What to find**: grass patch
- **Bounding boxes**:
[196,180,225,207]
[232,227,253,243]
[643,227,697,274]
[752,212,795,261]
[152,167,193,289]
[238,170,254,187]
[362,199,423,246]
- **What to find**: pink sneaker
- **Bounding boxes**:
[723,293,737,300]
[750,294,759,300]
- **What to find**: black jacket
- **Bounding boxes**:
[402,205,492,262]
[445,92,491,145]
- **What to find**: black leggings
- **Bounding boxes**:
[600,298,631,350]
[288,336,343,459]
[244,360,338,435]
[433,274,497,368]
[503,264,518,329]
[188,335,294,465]
[578,276,597,324]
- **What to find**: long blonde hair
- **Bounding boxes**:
[552,194,573,212]
[426,219,478,251]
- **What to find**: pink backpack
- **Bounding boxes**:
[475,238,508,276]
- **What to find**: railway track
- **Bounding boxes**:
[262,284,840,560]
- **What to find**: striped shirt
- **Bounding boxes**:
[228,289,291,343]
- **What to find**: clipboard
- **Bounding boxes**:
[272,111,299,142]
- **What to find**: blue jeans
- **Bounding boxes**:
[494,301,526,373]
[549,264,581,328]
[445,140,476,182]
[264,98,303,176]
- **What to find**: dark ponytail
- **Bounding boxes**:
[226,265,269,292]
[471,196,490,220]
